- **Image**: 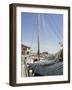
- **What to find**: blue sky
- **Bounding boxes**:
[21,12,63,53]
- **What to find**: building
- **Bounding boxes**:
[21,44,33,77]
[21,44,31,55]
[21,44,33,63]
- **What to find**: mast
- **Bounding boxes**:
[37,14,40,61]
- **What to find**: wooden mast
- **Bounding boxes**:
[37,14,40,61]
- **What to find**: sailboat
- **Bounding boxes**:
[27,13,63,76]
[33,14,54,64]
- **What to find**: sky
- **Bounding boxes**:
[21,12,63,53]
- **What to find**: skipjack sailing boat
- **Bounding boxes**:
[27,13,63,76]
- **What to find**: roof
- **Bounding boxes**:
[21,44,31,49]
